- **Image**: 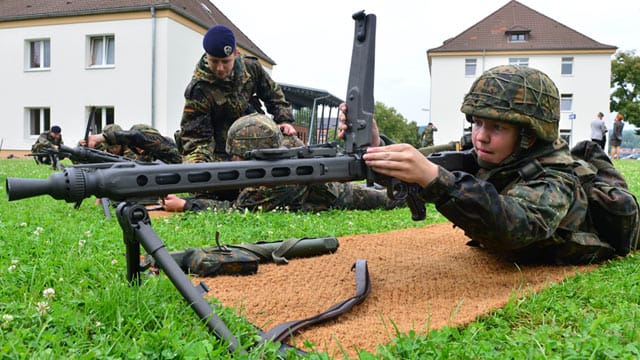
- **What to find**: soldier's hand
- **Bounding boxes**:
[278,123,297,136]
[337,103,380,147]
[163,194,186,212]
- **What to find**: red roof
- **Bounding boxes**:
[0,0,275,64]
[428,0,616,54]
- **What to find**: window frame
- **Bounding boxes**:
[560,94,573,112]
[26,39,51,71]
[87,106,115,133]
[465,58,477,77]
[561,57,574,76]
[87,35,115,68]
[28,108,51,136]
[508,58,529,67]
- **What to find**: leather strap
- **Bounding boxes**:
[261,259,371,343]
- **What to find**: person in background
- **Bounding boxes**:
[339,65,630,264]
[590,111,607,149]
[178,25,296,164]
[84,124,182,164]
[420,122,438,147]
[610,113,625,160]
[31,125,64,165]
[163,113,404,213]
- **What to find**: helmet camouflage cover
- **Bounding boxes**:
[460,65,560,142]
[129,123,161,135]
[226,113,284,158]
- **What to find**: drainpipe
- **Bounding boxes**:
[150,6,157,128]
[308,94,331,145]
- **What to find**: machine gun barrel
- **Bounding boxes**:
[6,155,368,203]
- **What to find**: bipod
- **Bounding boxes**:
[114,202,305,356]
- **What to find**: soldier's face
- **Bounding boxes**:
[206,52,237,79]
[471,117,519,164]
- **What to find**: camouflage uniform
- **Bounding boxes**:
[179,54,294,163]
[31,131,63,153]
[182,114,403,212]
[420,124,437,147]
[102,124,182,164]
[419,65,615,264]
[31,129,64,165]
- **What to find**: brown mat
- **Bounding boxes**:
[197,223,596,357]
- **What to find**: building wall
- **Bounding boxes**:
[1,18,156,149]
[0,11,275,151]
[428,52,612,147]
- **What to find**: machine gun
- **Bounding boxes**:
[5,11,469,355]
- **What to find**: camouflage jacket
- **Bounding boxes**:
[103,128,182,164]
[418,139,613,264]
[179,54,294,159]
[31,131,63,153]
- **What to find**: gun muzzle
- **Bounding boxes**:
[6,169,89,203]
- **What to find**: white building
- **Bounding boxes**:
[0,0,277,151]
[427,0,616,147]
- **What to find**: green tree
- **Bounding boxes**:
[374,101,420,146]
[611,51,640,127]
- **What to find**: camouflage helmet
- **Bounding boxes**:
[102,124,123,133]
[130,124,161,135]
[460,65,560,142]
[226,113,283,158]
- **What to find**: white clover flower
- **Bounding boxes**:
[111,259,118,265]
[36,301,49,315]
[43,288,55,298]
[78,239,86,248]
[20,222,27,227]
[84,230,92,237]
[11,259,19,265]
[2,314,14,322]
[95,321,102,327]
[33,227,44,235]
[7,265,16,272]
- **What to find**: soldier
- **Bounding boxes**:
[31,125,64,165]
[163,113,404,213]
[339,65,629,264]
[85,124,182,164]
[178,25,296,164]
[420,122,438,147]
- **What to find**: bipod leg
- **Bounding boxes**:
[115,202,244,354]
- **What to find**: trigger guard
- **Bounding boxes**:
[387,179,408,200]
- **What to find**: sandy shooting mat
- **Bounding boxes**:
[194,223,596,357]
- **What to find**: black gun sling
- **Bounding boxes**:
[260,259,371,344]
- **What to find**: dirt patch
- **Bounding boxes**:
[197,223,597,357]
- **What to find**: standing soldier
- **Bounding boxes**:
[420,122,438,147]
[178,25,296,164]
[31,125,64,165]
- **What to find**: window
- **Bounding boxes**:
[27,39,50,69]
[560,94,573,112]
[561,57,574,75]
[87,106,115,132]
[88,35,115,66]
[28,108,51,135]
[508,58,529,67]
[465,59,477,76]
[506,29,529,42]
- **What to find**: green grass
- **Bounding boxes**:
[1,158,639,359]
